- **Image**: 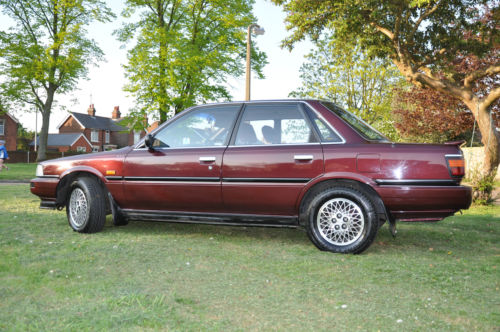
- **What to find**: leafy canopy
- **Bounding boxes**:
[290,35,402,140]
[116,0,267,125]
[273,0,494,68]
[0,0,114,161]
[0,0,114,108]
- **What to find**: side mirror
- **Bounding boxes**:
[144,134,155,151]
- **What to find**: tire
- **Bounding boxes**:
[66,176,106,233]
[304,186,378,254]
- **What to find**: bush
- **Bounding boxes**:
[465,166,497,205]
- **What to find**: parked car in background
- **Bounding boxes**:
[30,100,471,253]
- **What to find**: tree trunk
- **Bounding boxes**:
[36,89,55,162]
[465,100,500,176]
[393,59,499,177]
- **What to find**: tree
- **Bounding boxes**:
[116,0,267,126]
[0,0,114,161]
[17,124,35,151]
[290,35,402,140]
[393,86,475,143]
[272,0,500,176]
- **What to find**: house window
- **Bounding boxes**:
[91,130,99,142]
[105,130,110,144]
[134,131,141,144]
[76,146,86,153]
[0,119,4,135]
[92,146,100,152]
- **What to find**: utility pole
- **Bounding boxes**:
[245,24,265,101]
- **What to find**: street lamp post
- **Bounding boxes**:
[245,23,264,101]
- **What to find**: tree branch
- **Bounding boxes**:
[409,0,442,42]
[480,86,500,111]
[416,48,447,68]
[464,64,500,88]
[370,23,394,40]
[28,80,44,106]
[394,3,404,41]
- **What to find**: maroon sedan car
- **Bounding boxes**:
[31,100,471,253]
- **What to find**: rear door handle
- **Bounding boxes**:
[294,154,314,161]
[199,156,216,162]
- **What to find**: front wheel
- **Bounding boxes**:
[66,177,106,233]
[305,187,378,254]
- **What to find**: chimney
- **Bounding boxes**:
[87,104,96,116]
[112,106,121,119]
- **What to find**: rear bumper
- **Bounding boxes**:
[375,185,472,221]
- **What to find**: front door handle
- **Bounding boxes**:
[294,154,314,161]
[199,156,216,162]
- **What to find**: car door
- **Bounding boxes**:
[121,104,241,213]
[221,102,324,216]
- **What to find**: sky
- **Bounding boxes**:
[1,0,313,132]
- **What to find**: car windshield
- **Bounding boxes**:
[321,102,389,142]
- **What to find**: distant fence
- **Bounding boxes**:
[6,151,84,163]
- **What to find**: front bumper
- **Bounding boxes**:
[30,177,59,209]
[375,185,472,221]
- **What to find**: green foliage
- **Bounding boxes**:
[116,0,267,126]
[290,35,403,141]
[0,0,114,101]
[465,166,497,205]
[272,0,494,66]
[0,0,114,160]
[16,125,35,151]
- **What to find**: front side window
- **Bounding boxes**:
[77,146,86,153]
[0,119,4,135]
[91,130,99,142]
[321,102,388,141]
[92,146,99,152]
[234,104,317,146]
[153,105,240,148]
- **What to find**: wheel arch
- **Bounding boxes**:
[298,178,387,227]
[55,169,110,212]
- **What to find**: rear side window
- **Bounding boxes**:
[321,101,388,141]
[234,104,318,145]
[304,106,343,143]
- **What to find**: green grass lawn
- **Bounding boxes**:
[0,163,36,181]
[1,185,498,331]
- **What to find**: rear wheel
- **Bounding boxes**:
[305,186,378,254]
[66,177,106,233]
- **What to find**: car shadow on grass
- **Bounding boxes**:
[98,213,498,255]
[103,218,312,246]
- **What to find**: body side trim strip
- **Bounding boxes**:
[120,176,311,183]
[124,176,220,182]
[375,179,457,186]
[222,177,310,183]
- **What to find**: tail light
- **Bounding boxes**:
[445,155,465,178]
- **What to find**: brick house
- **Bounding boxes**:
[31,133,92,153]
[0,111,19,151]
[56,105,146,152]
